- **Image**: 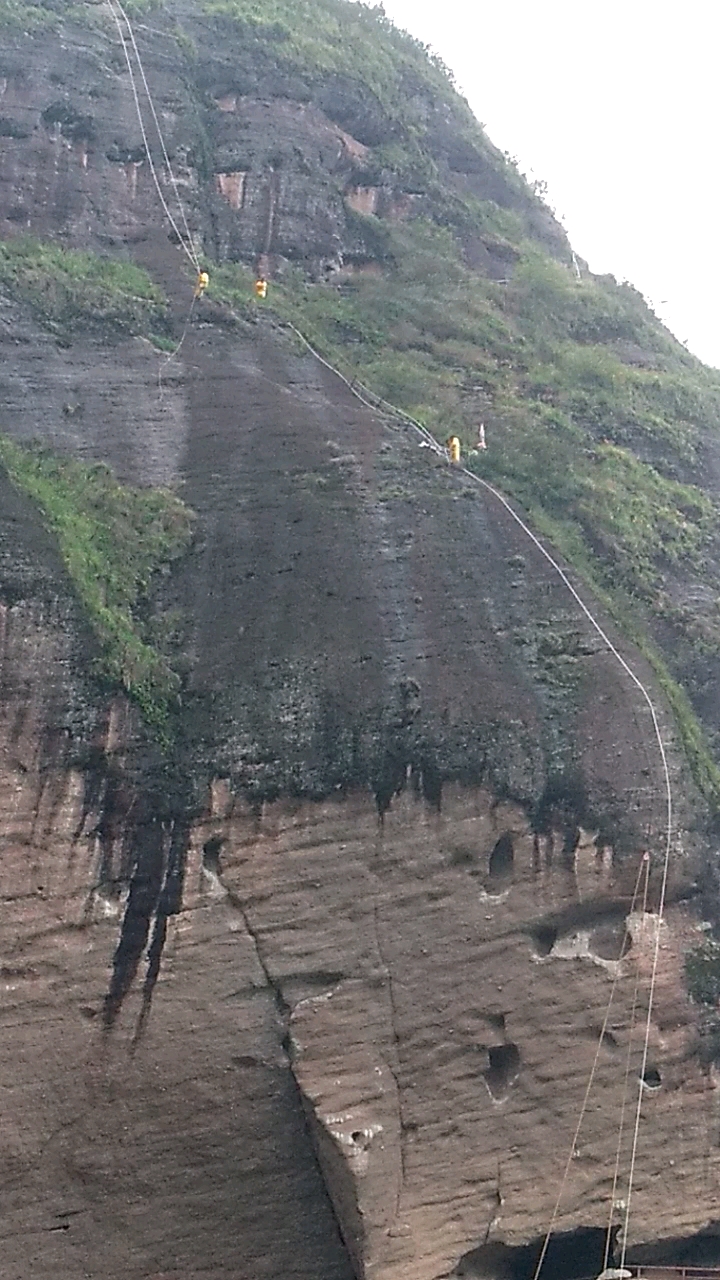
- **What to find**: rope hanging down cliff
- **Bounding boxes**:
[107,2,674,893]
[281,317,675,1271]
[458,470,673,1276]
[280,324,673,876]
[95,8,676,1257]
[105,0,201,277]
[603,855,651,1273]
[283,321,672,859]
[530,853,651,1280]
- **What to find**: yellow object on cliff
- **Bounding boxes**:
[254,278,268,299]
[194,270,210,298]
[447,435,461,464]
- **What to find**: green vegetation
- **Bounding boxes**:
[0,0,532,240]
[0,0,61,30]
[213,211,720,805]
[524,505,720,807]
[200,0,541,233]
[686,939,720,1007]
[0,237,168,341]
[0,0,157,29]
[149,331,179,352]
[201,0,459,120]
[0,437,194,735]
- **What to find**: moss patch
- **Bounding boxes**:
[0,236,168,341]
[0,437,194,736]
[0,0,158,30]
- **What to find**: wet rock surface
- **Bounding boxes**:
[1,277,714,1277]
[0,6,718,1278]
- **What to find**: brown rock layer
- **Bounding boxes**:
[2,288,715,1276]
[0,8,718,1278]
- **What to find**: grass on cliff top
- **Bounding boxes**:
[0,0,153,30]
[213,216,720,806]
[0,437,194,736]
[200,0,531,205]
[202,0,456,106]
[0,236,168,341]
[0,0,60,29]
[0,0,551,249]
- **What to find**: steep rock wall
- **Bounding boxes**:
[0,5,566,275]
[1,682,716,1280]
[1,7,719,1280]
[2,281,716,1279]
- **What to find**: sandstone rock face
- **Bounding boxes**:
[0,19,347,267]
[0,15,384,267]
[2,288,717,1278]
[0,289,189,486]
[198,787,717,1280]
[0,483,351,1279]
[1,6,719,1279]
[1,685,716,1280]
[0,4,567,274]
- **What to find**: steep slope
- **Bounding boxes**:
[2,3,720,1279]
[2,255,713,1280]
[4,0,720,810]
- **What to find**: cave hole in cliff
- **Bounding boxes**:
[449,843,477,868]
[641,1065,662,1090]
[488,833,514,886]
[203,834,224,873]
[484,1042,520,1100]
[534,771,592,843]
[531,924,559,956]
[41,100,95,142]
[628,1228,720,1267]
[486,1012,507,1032]
[106,141,147,165]
[530,902,631,960]
[458,1226,720,1280]
[595,1025,619,1052]
[456,1226,611,1280]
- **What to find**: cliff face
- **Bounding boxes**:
[0,0,566,269]
[1,3,720,1279]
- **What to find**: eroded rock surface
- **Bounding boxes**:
[0,2,567,275]
[1,6,719,1279]
[1,298,717,1278]
[1,697,717,1280]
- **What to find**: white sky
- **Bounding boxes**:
[371,0,720,368]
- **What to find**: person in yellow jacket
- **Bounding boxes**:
[447,435,461,464]
[254,277,268,300]
[194,270,209,298]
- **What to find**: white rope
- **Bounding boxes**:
[460,464,673,860]
[284,321,444,454]
[619,854,671,1266]
[110,0,200,273]
[529,856,652,1280]
[157,292,197,396]
[459,468,674,1268]
[604,853,650,1270]
[284,321,674,865]
[283,318,676,1267]
[106,0,199,273]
